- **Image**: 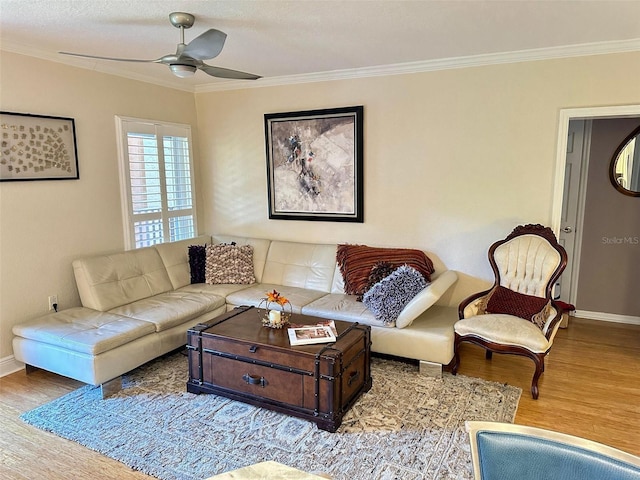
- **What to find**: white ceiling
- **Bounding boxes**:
[1,0,640,92]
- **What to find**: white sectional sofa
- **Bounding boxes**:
[12,234,458,394]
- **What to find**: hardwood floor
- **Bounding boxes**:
[1,316,638,479]
[455,316,640,456]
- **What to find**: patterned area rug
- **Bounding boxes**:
[21,352,521,480]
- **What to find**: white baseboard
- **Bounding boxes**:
[575,310,640,326]
[0,355,24,377]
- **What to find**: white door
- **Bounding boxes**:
[557,119,590,303]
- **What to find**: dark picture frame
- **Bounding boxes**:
[0,111,79,182]
[264,106,363,222]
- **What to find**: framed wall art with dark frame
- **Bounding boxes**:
[0,111,79,182]
[264,105,363,222]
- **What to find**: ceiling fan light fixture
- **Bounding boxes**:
[170,64,197,78]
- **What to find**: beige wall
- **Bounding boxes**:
[0,52,199,359]
[1,49,640,362]
[195,52,640,304]
[577,117,640,316]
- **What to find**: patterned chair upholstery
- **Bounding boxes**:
[466,421,640,480]
[451,224,568,399]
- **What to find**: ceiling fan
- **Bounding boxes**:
[59,12,260,80]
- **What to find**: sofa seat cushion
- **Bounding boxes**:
[454,314,551,353]
[11,307,156,355]
[177,283,252,298]
[301,294,392,328]
[110,291,226,332]
[372,306,458,365]
[396,270,458,329]
[309,270,457,330]
[225,284,327,314]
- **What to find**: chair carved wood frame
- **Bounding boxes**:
[451,224,568,399]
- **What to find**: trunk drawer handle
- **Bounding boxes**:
[347,370,360,386]
[243,373,267,387]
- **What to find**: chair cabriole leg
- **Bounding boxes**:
[530,353,546,400]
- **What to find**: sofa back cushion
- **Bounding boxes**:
[73,247,174,311]
[155,235,211,289]
[262,241,338,293]
[330,263,346,294]
[211,235,271,283]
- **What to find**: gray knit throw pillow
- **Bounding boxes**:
[362,265,428,325]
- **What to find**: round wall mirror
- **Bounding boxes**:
[610,125,640,197]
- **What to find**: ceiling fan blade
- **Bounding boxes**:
[199,64,261,80]
[59,51,160,63]
[182,28,227,60]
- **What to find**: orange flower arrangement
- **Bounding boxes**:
[265,289,289,306]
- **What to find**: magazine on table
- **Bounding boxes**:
[288,319,338,337]
[287,324,337,346]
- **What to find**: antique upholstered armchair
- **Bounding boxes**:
[451,224,568,399]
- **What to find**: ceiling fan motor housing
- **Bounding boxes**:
[169,12,195,29]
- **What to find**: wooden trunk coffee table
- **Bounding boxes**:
[186,306,372,432]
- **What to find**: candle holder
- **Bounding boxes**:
[258,289,292,328]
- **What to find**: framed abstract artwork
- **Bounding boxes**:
[0,111,79,182]
[264,105,363,222]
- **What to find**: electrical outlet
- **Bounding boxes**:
[48,295,58,311]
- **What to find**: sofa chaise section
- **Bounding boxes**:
[12,307,156,389]
[13,240,228,395]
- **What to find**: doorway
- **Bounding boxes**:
[552,105,640,325]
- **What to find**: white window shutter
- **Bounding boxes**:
[116,117,196,249]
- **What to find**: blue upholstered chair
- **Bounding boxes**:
[466,422,640,480]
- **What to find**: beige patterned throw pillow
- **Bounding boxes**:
[205,244,256,284]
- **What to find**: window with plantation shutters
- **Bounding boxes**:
[116,117,197,249]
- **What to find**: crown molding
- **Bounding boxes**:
[195,38,640,93]
[3,38,639,95]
